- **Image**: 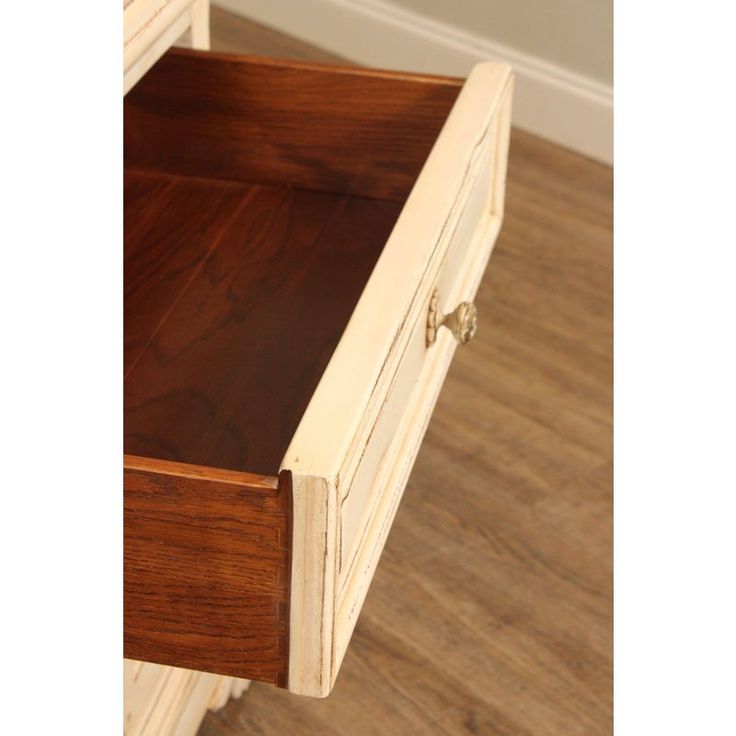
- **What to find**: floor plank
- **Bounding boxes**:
[199,9,612,735]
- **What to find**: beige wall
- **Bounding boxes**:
[393,0,612,84]
[217,0,613,161]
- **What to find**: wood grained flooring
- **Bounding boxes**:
[198,9,613,735]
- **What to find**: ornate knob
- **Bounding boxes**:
[426,290,478,346]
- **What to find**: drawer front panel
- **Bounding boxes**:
[334,90,511,669]
[284,64,513,696]
[338,94,509,587]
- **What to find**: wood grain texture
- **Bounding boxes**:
[197,31,612,731]
[124,48,462,202]
[124,455,291,685]
[124,171,246,376]
[124,170,402,475]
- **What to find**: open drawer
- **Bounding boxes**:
[124,48,513,697]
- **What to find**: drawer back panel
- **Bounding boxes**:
[124,49,461,202]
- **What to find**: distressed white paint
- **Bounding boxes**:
[124,0,210,94]
[123,659,247,735]
[284,63,513,696]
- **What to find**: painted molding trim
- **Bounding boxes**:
[214,0,612,164]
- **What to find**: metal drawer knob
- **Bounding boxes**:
[426,290,478,346]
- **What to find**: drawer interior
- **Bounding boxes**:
[124,49,461,477]
[125,169,401,475]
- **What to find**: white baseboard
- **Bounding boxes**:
[214,0,612,164]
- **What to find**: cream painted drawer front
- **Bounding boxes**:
[282,63,513,696]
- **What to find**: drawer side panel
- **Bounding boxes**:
[124,456,291,686]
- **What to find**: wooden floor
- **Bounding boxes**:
[199,8,612,735]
